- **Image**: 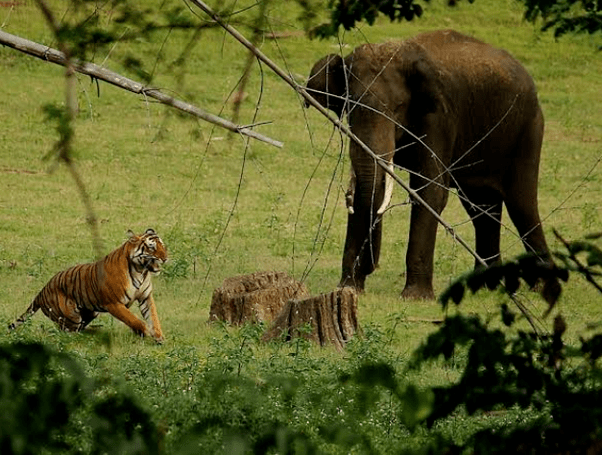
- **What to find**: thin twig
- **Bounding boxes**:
[554,229,602,294]
[1,3,15,28]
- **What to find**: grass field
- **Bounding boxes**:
[1,0,602,452]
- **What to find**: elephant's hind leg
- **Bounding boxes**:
[504,121,560,295]
[504,120,551,263]
[459,188,503,269]
[505,187,561,296]
[505,190,552,266]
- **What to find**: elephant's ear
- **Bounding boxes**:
[305,54,346,117]
[404,46,442,117]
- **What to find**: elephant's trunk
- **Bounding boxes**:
[340,118,395,290]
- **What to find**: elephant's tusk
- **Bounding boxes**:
[345,166,356,214]
[346,198,355,215]
[377,164,395,215]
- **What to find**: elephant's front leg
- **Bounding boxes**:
[340,114,395,291]
[401,177,449,300]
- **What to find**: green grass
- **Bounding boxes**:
[1,0,602,452]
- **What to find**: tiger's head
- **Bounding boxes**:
[127,229,168,274]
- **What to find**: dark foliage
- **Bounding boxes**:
[0,343,86,454]
[519,0,602,40]
[0,342,159,455]
[411,308,602,453]
[412,232,602,453]
[310,0,425,38]
[303,0,475,38]
[439,252,569,311]
[296,0,601,43]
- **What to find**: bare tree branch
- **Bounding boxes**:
[0,29,284,149]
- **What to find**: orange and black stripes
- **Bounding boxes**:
[8,229,167,343]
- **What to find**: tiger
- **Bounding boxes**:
[8,229,167,343]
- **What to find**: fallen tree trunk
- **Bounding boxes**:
[262,287,360,351]
[0,30,283,149]
[210,271,309,325]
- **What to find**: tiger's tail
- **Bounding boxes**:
[8,300,40,331]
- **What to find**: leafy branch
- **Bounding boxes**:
[310,0,427,38]
[440,231,602,316]
[294,0,475,38]
[408,307,602,453]
[440,252,568,312]
[294,0,601,43]
[0,342,159,455]
[405,232,602,452]
[519,0,602,41]
[553,229,602,293]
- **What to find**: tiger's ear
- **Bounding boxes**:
[145,228,156,235]
[127,230,137,241]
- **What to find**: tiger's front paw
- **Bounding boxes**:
[150,328,164,344]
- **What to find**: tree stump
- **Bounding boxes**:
[262,287,360,351]
[209,271,309,325]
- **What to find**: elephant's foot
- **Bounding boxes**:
[339,273,366,293]
[400,284,435,301]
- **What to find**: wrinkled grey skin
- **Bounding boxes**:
[306,30,556,299]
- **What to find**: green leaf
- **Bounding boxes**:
[440,280,465,307]
[400,384,434,430]
[501,303,516,327]
[466,268,487,293]
[504,263,521,295]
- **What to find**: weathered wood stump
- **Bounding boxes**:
[262,287,360,351]
[209,271,309,325]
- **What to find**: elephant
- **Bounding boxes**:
[305,29,557,300]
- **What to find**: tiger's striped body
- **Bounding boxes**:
[9,229,167,343]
